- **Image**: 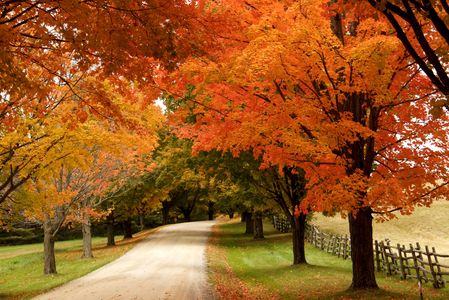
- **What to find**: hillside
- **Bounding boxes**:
[312,200,449,255]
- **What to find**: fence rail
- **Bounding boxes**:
[375,240,449,288]
[306,224,351,259]
[271,215,449,289]
[271,215,291,233]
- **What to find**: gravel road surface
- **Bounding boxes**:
[33,221,215,300]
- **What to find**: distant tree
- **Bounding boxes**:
[109,177,156,239]
[150,134,210,223]
[218,152,308,259]
[20,92,160,273]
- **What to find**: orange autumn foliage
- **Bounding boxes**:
[0,2,211,205]
[366,0,449,106]
[167,0,449,219]
[22,97,162,227]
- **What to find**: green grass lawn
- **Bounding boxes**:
[208,221,449,299]
[0,229,156,300]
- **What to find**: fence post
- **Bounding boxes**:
[381,241,392,275]
[337,236,342,258]
[387,240,398,274]
[326,234,332,253]
[375,240,381,272]
[343,235,348,259]
[397,243,406,279]
[432,246,445,288]
[312,226,316,247]
[333,236,339,256]
[410,243,423,285]
[319,232,324,250]
[406,245,412,278]
[416,242,428,282]
[425,245,438,288]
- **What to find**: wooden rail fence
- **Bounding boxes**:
[375,240,449,288]
[271,215,291,233]
[271,215,449,288]
[306,223,351,259]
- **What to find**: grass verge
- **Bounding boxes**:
[0,228,158,300]
[208,221,449,299]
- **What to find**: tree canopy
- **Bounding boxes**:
[368,0,449,108]
[2,0,449,292]
[165,0,449,289]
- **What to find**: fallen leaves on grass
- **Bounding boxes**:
[207,224,280,300]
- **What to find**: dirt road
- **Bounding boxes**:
[34,221,215,300]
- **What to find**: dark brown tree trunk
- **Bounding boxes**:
[207,201,214,220]
[81,221,93,258]
[245,212,254,234]
[43,225,57,274]
[161,200,170,225]
[139,214,144,231]
[291,213,307,264]
[253,212,264,239]
[349,207,378,290]
[178,196,196,222]
[123,218,133,239]
[241,211,247,222]
[327,4,378,291]
[183,211,192,222]
[228,211,234,219]
[107,222,115,246]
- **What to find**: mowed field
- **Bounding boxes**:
[312,200,449,256]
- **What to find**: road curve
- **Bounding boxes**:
[34,221,216,300]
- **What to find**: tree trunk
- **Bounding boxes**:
[253,212,264,239]
[162,201,170,225]
[245,212,254,234]
[123,219,133,239]
[228,211,234,219]
[183,211,192,222]
[139,214,145,231]
[43,225,57,274]
[207,201,214,220]
[107,222,115,246]
[349,207,378,290]
[241,211,248,222]
[81,221,93,258]
[291,212,307,264]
